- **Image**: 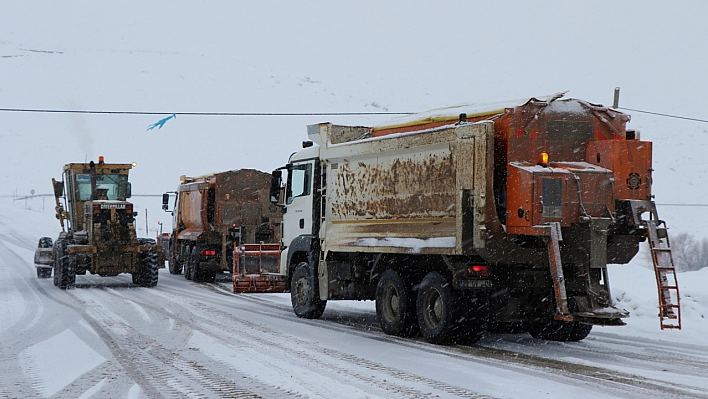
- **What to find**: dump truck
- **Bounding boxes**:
[162,169,282,284]
[264,93,680,345]
[46,157,163,289]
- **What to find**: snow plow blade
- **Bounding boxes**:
[233,243,288,293]
[573,308,629,326]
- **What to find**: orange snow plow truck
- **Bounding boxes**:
[162,169,285,291]
[262,93,680,345]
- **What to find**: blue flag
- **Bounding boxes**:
[147,113,176,130]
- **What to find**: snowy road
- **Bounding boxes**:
[2,208,708,398]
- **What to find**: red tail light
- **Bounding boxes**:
[126,204,133,213]
[93,205,100,213]
[201,250,217,256]
[468,265,488,277]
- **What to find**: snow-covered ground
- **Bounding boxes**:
[2,196,708,398]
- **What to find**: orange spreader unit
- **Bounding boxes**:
[233,243,287,293]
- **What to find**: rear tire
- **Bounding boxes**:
[184,247,195,281]
[168,242,183,275]
[169,260,183,275]
[196,269,217,283]
[192,255,208,283]
[57,241,75,289]
[291,262,326,319]
[416,272,459,345]
[376,270,418,337]
[135,250,159,287]
[529,297,593,342]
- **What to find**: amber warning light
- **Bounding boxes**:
[538,152,549,167]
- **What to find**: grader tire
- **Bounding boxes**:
[57,241,75,289]
[137,250,159,288]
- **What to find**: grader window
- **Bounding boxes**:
[76,174,93,201]
[75,174,130,201]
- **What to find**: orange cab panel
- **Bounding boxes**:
[586,140,652,200]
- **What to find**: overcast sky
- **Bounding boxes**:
[2,1,707,236]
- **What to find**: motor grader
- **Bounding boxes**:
[46,157,163,289]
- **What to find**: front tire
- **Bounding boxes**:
[53,239,63,286]
[291,262,326,319]
[376,269,418,337]
[37,268,52,278]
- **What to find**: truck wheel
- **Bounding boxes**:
[416,272,460,345]
[199,270,216,283]
[168,243,183,274]
[168,259,183,275]
[291,262,326,319]
[529,297,593,342]
[454,294,487,345]
[58,242,76,289]
[185,247,195,280]
[192,257,205,282]
[376,270,418,337]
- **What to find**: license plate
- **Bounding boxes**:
[461,279,492,288]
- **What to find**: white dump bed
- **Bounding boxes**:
[310,121,494,255]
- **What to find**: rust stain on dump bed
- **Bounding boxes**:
[330,150,456,220]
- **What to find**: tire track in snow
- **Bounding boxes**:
[26,281,168,398]
[68,286,281,398]
[196,280,708,398]
[112,283,501,399]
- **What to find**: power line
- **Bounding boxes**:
[1,105,706,123]
[656,203,708,207]
[0,108,411,116]
[617,107,708,123]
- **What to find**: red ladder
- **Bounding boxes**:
[645,219,681,330]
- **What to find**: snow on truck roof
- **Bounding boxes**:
[372,92,566,131]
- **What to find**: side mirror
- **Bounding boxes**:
[52,180,64,198]
[162,193,170,211]
[269,170,283,205]
[126,182,132,198]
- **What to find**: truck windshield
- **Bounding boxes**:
[76,174,129,201]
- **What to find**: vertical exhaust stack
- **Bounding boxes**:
[613,87,620,109]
